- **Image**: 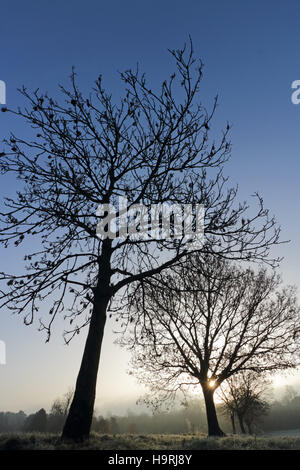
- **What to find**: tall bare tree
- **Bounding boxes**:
[0,40,281,440]
[120,255,300,436]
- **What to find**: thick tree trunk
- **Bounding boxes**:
[237,413,246,434]
[62,246,112,441]
[61,289,109,441]
[230,411,236,434]
[202,386,225,437]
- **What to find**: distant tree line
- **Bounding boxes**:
[1,388,300,435]
[263,389,300,433]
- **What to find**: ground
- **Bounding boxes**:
[0,432,300,450]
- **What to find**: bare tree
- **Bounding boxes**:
[48,388,74,433]
[0,40,281,440]
[50,388,74,418]
[120,255,300,436]
[219,372,271,434]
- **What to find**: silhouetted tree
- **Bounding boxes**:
[243,396,269,434]
[120,255,300,436]
[51,389,74,416]
[219,372,271,434]
[48,389,74,432]
[23,408,47,433]
[0,40,281,440]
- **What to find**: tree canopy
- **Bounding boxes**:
[120,254,300,435]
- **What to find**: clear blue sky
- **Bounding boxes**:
[1,0,300,414]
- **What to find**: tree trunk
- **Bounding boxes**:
[230,411,236,434]
[61,289,109,441]
[237,413,246,434]
[62,247,112,441]
[202,386,225,437]
[246,419,253,435]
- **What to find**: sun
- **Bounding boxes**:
[208,379,216,388]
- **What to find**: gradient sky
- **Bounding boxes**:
[1,0,300,415]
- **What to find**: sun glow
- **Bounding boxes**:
[208,379,216,388]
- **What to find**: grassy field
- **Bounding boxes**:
[1,432,300,450]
